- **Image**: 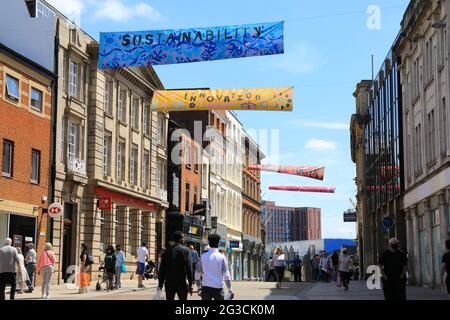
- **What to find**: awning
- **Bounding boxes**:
[94,187,156,211]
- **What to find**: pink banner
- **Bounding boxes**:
[248,165,324,180]
[269,186,335,193]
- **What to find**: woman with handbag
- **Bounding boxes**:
[79,243,91,294]
[114,245,126,289]
[36,243,56,299]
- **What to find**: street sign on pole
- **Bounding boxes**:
[382,216,394,228]
[48,202,63,219]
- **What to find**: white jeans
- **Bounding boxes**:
[41,265,54,296]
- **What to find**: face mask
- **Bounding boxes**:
[343,251,347,255]
[391,244,399,250]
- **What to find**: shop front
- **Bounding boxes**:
[183,214,204,253]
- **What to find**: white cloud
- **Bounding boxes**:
[273,43,325,74]
[94,0,161,22]
[46,0,84,25]
[296,120,349,130]
[305,138,336,151]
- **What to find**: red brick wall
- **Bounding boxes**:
[180,134,202,213]
[0,58,52,286]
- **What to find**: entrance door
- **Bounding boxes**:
[431,209,441,288]
[62,203,75,282]
[8,214,36,254]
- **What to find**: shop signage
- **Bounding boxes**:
[211,216,218,229]
[48,202,63,219]
[343,211,357,222]
[192,203,206,216]
[98,197,112,210]
[229,240,240,249]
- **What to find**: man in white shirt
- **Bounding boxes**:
[195,234,233,300]
[136,242,149,288]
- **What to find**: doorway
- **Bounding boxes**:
[8,214,36,254]
[62,203,75,282]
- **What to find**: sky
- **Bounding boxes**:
[46,0,410,239]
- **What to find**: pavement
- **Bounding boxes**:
[5,279,448,300]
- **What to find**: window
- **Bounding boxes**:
[62,50,68,94]
[30,88,43,112]
[103,131,112,177]
[414,124,423,174]
[426,110,436,163]
[130,144,138,185]
[202,164,208,189]
[31,149,40,184]
[157,115,166,147]
[117,140,125,182]
[194,146,199,172]
[2,140,13,177]
[61,117,65,163]
[36,0,55,17]
[69,61,78,98]
[5,75,19,101]
[439,29,446,68]
[156,158,165,189]
[68,121,79,160]
[194,186,198,205]
[441,98,448,156]
[131,97,139,129]
[104,81,112,114]
[118,89,127,122]
[185,142,191,168]
[142,150,150,189]
[142,105,150,135]
[185,183,190,213]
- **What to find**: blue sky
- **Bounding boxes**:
[48,0,410,239]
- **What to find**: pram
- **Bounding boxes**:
[144,260,158,280]
[95,266,109,291]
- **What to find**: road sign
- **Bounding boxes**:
[382,216,394,228]
[48,202,63,219]
[343,211,357,222]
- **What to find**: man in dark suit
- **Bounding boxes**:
[158,231,193,300]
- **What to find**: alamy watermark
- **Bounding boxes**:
[367,5,382,30]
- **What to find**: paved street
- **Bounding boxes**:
[7,279,447,300]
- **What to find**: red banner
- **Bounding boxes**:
[248,165,324,180]
[269,186,335,193]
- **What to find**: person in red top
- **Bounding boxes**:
[36,243,56,299]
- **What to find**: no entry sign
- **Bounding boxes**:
[48,202,63,219]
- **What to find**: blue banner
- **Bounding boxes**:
[98,21,284,69]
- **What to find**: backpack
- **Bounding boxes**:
[85,255,94,266]
[104,253,115,269]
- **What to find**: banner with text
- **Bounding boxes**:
[150,87,293,112]
[98,21,284,68]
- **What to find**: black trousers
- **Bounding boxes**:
[340,271,351,288]
[165,285,188,300]
[294,267,302,282]
[266,269,276,281]
[201,286,224,300]
[0,272,17,300]
[274,267,285,283]
[382,277,406,300]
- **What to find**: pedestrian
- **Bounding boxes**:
[331,251,339,281]
[15,247,29,294]
[195,234,233,300]
[24,243,36,293]
[114,244,125,289]
[293,254,302,282]
[189,245,199,279]
[440,239,450,300]
[338,248,353,291]
[265,256,276,281]
[156,248,165,278]
[311,254,320,281]
[36,243,56,299]
[378,238,408,300]
[104,245,116,291]
[0,238,20,300]
[136,241,149,288]
[272,248,286,289]
[79,243,91,294]
[158,231,193,300]
[319,251,330,282]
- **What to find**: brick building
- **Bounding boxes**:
[290,207,321,241]
[167,119,203,251]
[0,42,55,286]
